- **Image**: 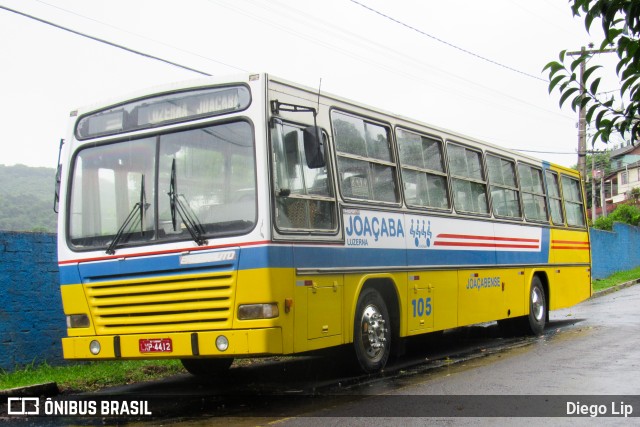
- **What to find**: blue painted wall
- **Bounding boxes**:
[0,231,64,371]
[0,224,639,371]
[590,222,640,279]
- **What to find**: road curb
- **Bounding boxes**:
[592,278,640,298]
[0,382,59,397]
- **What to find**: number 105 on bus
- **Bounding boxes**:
[411,297,432,317]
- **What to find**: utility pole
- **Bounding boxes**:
[591,151,596,223]
[587,149,610,222]
[566,46,616,181]
[601,172,607,217]
[575,47,588,181]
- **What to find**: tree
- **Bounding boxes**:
[0,165,57,232]
[593,203,640,229]
[579,150,613,176]
[543,0,640,144]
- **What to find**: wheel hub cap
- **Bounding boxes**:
[361,304,387,359]
[532,287,544,321]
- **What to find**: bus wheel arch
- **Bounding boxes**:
[535,272,550,323]
[352,278,400,373]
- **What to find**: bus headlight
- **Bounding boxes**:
[89,340,101,355]
[66,314,90,328]
[237,303,279,320]
[216,335,229,352]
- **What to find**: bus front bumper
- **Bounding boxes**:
[62,328,283,360]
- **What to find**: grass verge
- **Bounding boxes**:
[592,266,640,292]
[0,359,184,393]
[2,268,639,393]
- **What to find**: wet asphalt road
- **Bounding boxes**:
[273,283,640,426]
[153,283,640,425]
[9,283,640,426]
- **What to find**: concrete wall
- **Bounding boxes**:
[590,222,640,279]
[0,231,63,371]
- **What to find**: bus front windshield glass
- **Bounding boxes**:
[68,121,256,251]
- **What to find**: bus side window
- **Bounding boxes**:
[397,128,450,210]
[448,142,489,215]
[562,175,586,227]
[486,154,521,219]
[271,122,337,231]
[518,163,548,222]
[545,170,565,225]
[332,111,399,204]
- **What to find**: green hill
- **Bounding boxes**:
[0,164,57,233]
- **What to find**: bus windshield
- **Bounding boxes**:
[68,120,256,251]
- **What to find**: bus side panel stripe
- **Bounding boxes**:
[57,228,554,285]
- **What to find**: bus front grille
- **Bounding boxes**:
[84,272,235,334]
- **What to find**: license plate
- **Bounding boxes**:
[139,338,172,353]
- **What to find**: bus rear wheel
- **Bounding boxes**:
[524,276,546,335]
[353,288,391,373]
[180,358,233,377]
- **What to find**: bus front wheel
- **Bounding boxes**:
[353,288,391,373]
[524,276,547,335]
[180,357,233,377]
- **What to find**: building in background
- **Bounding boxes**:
[604,144,640,207]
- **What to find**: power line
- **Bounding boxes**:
[3,0,574,126]
[209,0,574,123]
[514,149,576,155]
[33,0,248,73]
[349,0,548,83]
[0,4,212,77]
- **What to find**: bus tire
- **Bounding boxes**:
[180,358,233,377]
[353,288,391,373]
[524,276,546,335]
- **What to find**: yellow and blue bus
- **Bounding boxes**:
[56,73,591,374]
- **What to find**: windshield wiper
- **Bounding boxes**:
[168,158,208,246]
[106,174,150,255]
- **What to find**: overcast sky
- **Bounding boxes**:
[0,0,622,169]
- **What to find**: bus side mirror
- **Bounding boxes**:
[53,163,61,213]
[303,126,325,169]
[53,139,64,213]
